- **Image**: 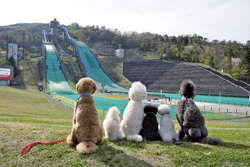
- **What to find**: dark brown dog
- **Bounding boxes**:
[66,78,104,153]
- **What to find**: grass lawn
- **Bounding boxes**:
[0,86,250,166]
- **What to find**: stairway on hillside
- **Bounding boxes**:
[197,65,250,92]
[123,60,249,96]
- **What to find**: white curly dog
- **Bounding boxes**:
[120,82,147,142]
[103,106,123,141]
[158,104,179,142]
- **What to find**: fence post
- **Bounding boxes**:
[212,113,213,120]
[103,109,104,115]
[247,111,248,117]
[225,113,227,119]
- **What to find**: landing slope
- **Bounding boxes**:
[45,44,130,115]
[75,41,128,93]
[45,45,77,95]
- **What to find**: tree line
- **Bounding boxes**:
[67,23,250,82]
[0,23,249,83]
[0,23,47,55]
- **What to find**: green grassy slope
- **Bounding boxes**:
[0,86,250,166]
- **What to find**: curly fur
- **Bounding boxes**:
[66,78,103,154]
[176,79,223,145]
[139,104,162,141]
[176,100,205,128]
[158,104,179,142]
[120,82,147,142]
[179,79,195,98]
[103,106,123,141]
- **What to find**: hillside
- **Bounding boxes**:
[0,23,48,55]
[1,23,250,88]
[66,23,250,84]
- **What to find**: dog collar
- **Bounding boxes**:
[147,112,155,115]
[131,98,142,102]
[75,92,91,116]
[162,113,169,116]
[182,97,188,106]
[77,92,91,101]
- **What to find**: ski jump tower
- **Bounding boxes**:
[49,18,60,44]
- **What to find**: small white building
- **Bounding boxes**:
[115,44,124,58]
[8,43,18,66]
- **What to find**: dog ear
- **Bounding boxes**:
[92,82,97,94]
[76,83,81,94]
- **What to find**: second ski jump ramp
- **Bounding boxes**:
[62,26,127,92]
[74,41,128,93]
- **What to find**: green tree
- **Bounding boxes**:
[171,36,177,43]
[224,56,232,74]
[232,65,241,80]
[243,40,250,80]
[209,56,215,68]
[200,54,206,64]
[140,43,149,51]
[7,56,20,77]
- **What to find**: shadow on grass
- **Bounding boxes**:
[220,142,250,149]
[69,140,153,166]
[110,138,214,151]
[160,140,250,151]
[110,138,147,149]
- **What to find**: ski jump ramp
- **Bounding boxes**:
[62,26,128,93]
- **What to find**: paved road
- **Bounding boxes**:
[144,98,250,118]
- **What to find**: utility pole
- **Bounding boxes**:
[6,35,9,59]
[29,35,30,53]
[23,30,25,57]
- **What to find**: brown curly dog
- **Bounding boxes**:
[67,78,104,154]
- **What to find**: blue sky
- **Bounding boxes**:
[1,0,249,43]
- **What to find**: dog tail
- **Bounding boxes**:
[200,137,224,146]
[106,106,120,118]
[127,134,143,142]
[76,142,98,154]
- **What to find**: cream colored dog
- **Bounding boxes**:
[158,104,179,142]
[120,82,147,142]
[103,106,123,141]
